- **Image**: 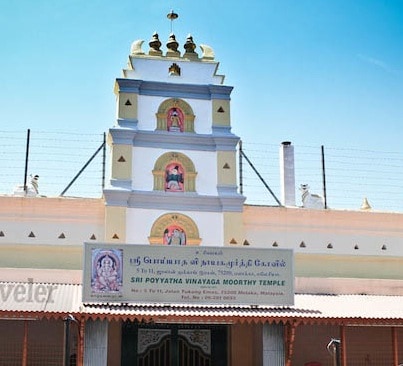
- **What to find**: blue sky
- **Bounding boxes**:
[0,0,402,208]
[1,0,402,145]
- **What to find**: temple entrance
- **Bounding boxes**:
[121,322,227,366]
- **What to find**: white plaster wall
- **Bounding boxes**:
[127,57,222,85]
[132,147,218,195]
[279,143,296,207]
[126,208,224,246]
[0,197,104,246]
[248,229,397,255]
[0,220,102,246]
[243,206,403,257]
[137,95,212,134]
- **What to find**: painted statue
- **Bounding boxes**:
[165,163,184,191]
[167,107,184,132]
[163,226,186,245]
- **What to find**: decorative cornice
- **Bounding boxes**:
[103,188,131,206]
[212,134,241,151]
[104,190,244,212]
[128,191,220,211]
[109,127,137,145]
[116,118,138,129]
[212,126,233,135]
[219,195,246,212]
[217,185,242,196]
[125,130,239,151]
[109,179,132,190]
[208,85,234,100]
[115,79,233,101]
[114,79,143,94]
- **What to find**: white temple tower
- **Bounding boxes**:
[104,27,245,246]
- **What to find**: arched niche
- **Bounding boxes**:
[156,98,195,133]
[149,212,201,245]
[152,152,197,192]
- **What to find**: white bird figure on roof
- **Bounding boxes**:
[12,174,39,197]
[300,184,324,209]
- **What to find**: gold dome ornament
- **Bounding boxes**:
[148,32,162,56]
[184,34,198,59]
[166,33,180,56]
[166,33,179,52]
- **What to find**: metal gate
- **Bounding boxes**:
[137,329,210,366]
[122,323,226,366]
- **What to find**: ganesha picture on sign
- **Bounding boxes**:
[91,249,123,293]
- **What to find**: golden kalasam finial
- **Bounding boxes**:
[167,10,178,33]
[166,33,179,52]
[184,34,196,54]
[148,32,162,55]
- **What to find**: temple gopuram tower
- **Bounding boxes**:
[104,14,245,247]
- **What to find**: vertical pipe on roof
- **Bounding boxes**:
[280,141,296,206]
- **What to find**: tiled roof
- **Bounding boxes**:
[1,282,403,325]
[81,294,403,324]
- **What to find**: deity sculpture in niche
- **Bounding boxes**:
[149,212,201,245]
[165,162,184,192]
[167,107,184,132]
[163,225,186,245]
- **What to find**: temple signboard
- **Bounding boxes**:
[83,243,294,306]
